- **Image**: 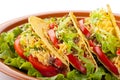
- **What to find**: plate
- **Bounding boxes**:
[0,11,120,80]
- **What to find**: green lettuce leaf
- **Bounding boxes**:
[4,57,42,77]
[95,32,120,58]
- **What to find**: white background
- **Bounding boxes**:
[0,0,120,80]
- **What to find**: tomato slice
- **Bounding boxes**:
[116,48,120,55]
[88,40,95,47]
[48,29,59,48]
[14,36,27,60]
[67,54,86,74]
[93,46,119,75]
[78,19,91,38]
[28,55,59,77]
[49,23,57,29]
[53,58,63,68]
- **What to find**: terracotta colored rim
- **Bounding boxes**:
[0,11,120,80]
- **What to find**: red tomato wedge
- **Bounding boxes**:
[67,54,86,74]
[53,58,63,68]
[14,36,27,60]
[28,55,58,77]
[93,46,119,75]
[88,40,95,47]
[116,48,120,56]
[78,20,91,38]
[49,23,57,29]
[48,29,59,48]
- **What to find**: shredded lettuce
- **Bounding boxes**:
[95,31,120,57]
[56,16,83,53]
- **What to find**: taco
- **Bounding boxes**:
[14,18,69,77]
[75,4,120,79]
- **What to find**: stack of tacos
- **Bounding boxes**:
[1,4,119,80]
